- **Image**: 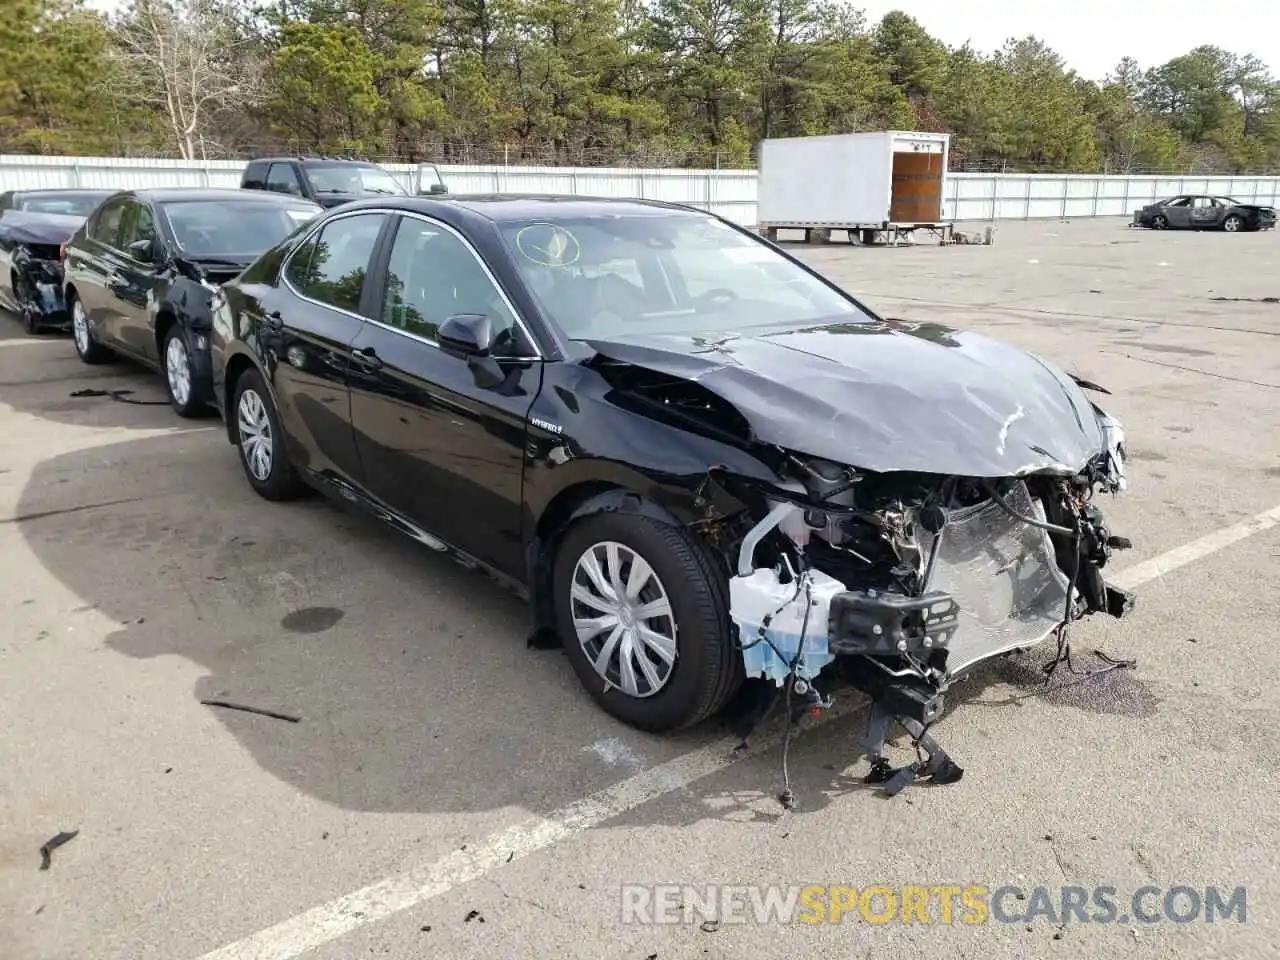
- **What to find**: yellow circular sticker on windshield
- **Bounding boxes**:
[515,223,580,267]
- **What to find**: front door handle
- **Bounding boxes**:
[106,272,127,289]
[353,346,383,370]
[264,310,283,331]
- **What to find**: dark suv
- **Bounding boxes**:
[241,156,411,209]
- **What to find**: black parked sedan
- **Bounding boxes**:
[62,188,322,415]
[1133,194,1276,231]
[210,195,1135,770]
[0,189,114,332]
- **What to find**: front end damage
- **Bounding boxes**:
[699,411,1133,799]
[578,326,1136,798]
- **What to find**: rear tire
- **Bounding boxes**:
[70,295,110,364]
[553,510,743,732]
[231,367,306,501]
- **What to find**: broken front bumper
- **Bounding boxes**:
[733,481,1134,707]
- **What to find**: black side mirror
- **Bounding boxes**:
[438,313,495,358]
[128,237,155,262]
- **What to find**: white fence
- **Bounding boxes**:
[3,154,1279,226]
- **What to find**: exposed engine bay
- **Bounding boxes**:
[691,401,1134,801]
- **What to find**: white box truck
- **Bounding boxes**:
[756,131,954,245]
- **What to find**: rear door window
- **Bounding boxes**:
[285,213,387,315]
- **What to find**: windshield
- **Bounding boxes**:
[160,200,321,259]
[16,192,108,216]
[304,163,405,196]
[498,213,871,339]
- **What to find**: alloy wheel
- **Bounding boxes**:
[1224,216,1241,232]
[72,300,90,355]
[570,541,678,698]
[237,388,274,482]
[165,334,192,407]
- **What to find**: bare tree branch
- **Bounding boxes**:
[110,0,262,158]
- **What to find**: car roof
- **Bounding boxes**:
[119,187,322,205]
[248,156,384,166]
[329,194,710,225]
[12,187,115,195]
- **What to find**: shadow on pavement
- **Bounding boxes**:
[0,307,200,431]
[17,423,1160,829]
[16,431,764,824]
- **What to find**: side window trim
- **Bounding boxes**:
[359,213,399,321]
[279,209,390,321]
[365,211,543,360]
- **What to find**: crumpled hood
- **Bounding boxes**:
[0,210,85,247]
[584,318,1106,477]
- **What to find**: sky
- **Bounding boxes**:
[857,0,1280,82]
[83,0,1280,84]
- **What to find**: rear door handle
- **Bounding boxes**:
[106,272,127,289]
[353,346,383,370]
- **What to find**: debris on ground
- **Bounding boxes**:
[1209,296,1279,304]
[39,830,78,870]
[464,909,485,923]
[700,920,720,933]
[68,388,169,406]
[199,699,301,723]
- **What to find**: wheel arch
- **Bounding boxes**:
[153,305,179,358]
[222,351,266,444]
[526,479,692,645]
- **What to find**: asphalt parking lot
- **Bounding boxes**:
[2,215,1278,960]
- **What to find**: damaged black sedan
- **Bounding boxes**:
[210,196,1134,785]
[0,189,113,332]
[63,188,322,415]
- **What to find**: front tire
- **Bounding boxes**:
[553,510,743,732]
[231,367,306,501]
[70,295,110,363]
[1151,215,1168,230]
[1223,214,1243,232]
[162,325,206,418]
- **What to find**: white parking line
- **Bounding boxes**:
[194,503,1280,960]
[1109,504,1280,590]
